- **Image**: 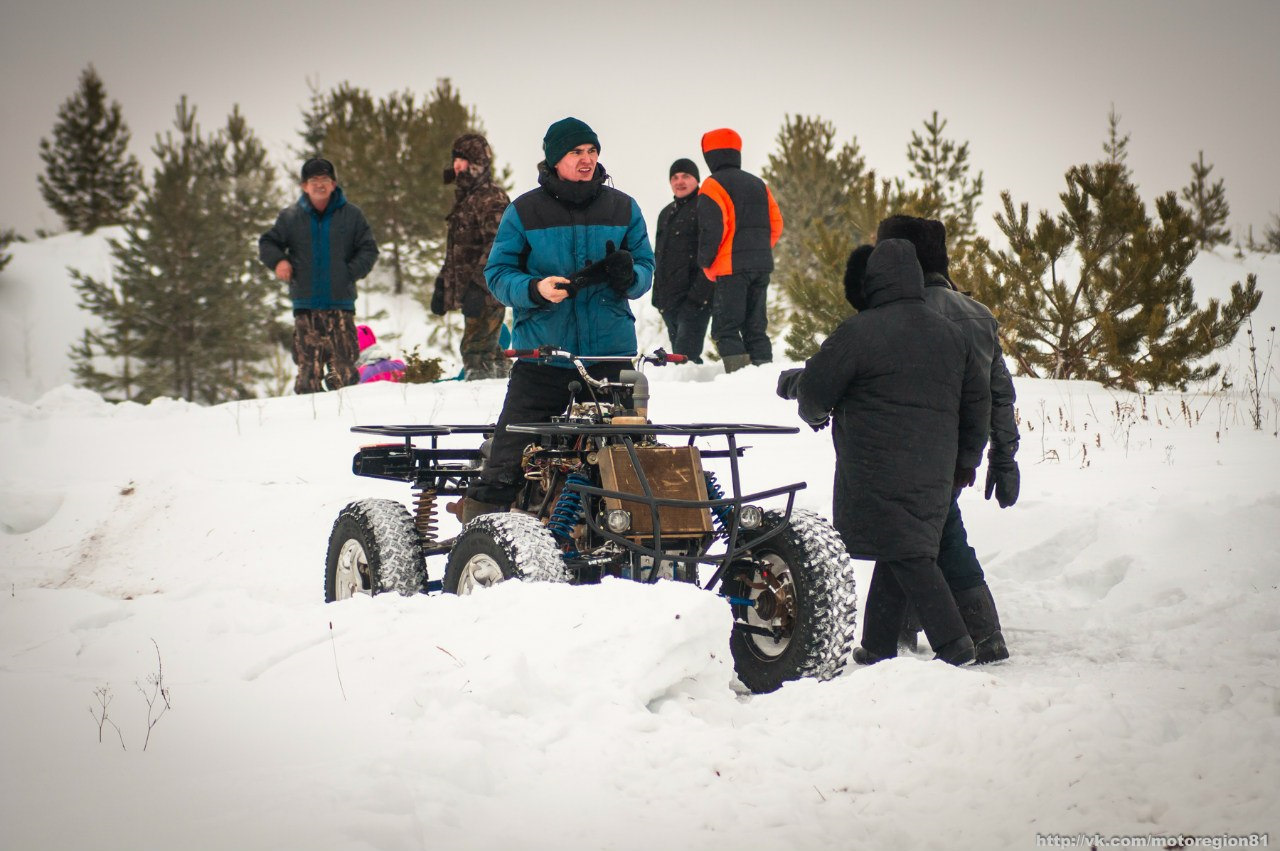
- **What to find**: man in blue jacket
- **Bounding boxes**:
[462,117,654,520]
[259,158,379,394]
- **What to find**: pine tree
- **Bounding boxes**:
[1102,105,1131,174]
[38,65,142,233]
[70,98,283,403]
[1262,212,1280,253]
[970,161,1260,390]
[903,111,985,258]
[0,228,19,273]
[1181,151,1231,250]
[300,79,490,297]
[762,115,924,360]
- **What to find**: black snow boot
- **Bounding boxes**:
[954,583,1010,664]
[853,646,889,666]
[932,634,976,666]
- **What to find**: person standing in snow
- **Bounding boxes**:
[652,158,713,363]
[875,215,1020,663]
[430,134,512,381]
[459,117,654,522]
[259,158,379,394]
[696,128,783,373]
[776,238,990,666]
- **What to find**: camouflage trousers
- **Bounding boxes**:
[461,302,510,381]
[293,309,359,394]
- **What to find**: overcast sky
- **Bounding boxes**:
[3,0,1278,250]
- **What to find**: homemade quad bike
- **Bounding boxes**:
[324,346,857,693]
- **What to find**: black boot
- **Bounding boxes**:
[954,583,1010,664]
[853,646,888,666]
[932,634,976,666]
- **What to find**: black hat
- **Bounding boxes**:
[875,215,949,277]
[669,158,700,181]
[542,117,599,167]
[301,157,336,183]
[844,244,874,311]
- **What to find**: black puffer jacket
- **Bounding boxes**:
[652,192,710,311]
[923,273,1020,465]
[796,239,991,560]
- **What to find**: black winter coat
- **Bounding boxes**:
[259,187,379,311]
[652,192,711,311]
[796,239,990,560]
[923,273,1020,465]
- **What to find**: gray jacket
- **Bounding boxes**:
[259,186,378,310]
[923,272,1019,465]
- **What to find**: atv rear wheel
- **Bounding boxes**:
[443,512,570,594]
[728,509,858,694]
[325,499,425,601]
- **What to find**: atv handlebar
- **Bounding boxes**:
[502,346,687,367]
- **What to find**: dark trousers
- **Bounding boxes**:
[659,300,712,363]
[938,491,986,592]
[292,309,358,394]
[860,555,969,659]
[711,271,772,362]
[467,359,624,505]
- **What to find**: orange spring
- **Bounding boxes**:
[412,489,439,542]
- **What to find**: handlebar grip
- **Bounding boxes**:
[665,354,688,363]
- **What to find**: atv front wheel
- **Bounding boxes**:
[325,499,425,601]
[444,512,570,594]
[728,509,858,694]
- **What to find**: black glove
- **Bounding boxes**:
[984,459,1020,508]
[430,276,446,316]
[603,240,634,297]
[689,274,714,307]
[461,284,488,318]
[776,368,804,400]
[954,465,977,490]
[808,416,830,432]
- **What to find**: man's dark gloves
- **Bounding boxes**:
[776,368,804,400]
[561,240,634,299]
[430,276,446,316]
[602,240,634,297]
[689,274,714,307]
[984,459,1020,508]
[954,465,977,490]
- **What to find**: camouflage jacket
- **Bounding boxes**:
[441,172,509,312]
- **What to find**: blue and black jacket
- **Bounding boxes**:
[259,187,379,311]
[485,163,654,360]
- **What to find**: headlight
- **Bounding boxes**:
[738,505,764,529]
[604,509,632,533]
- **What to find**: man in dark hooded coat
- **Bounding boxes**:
[777,239,990,664]
[876,215,1020,663]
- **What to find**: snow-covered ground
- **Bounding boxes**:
[1,236,1278,850]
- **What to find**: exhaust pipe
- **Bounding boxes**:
[619,369,649,419]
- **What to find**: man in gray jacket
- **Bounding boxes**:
[876,215,1020,663]
[259,158,379,394]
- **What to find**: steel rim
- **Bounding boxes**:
[742,551,796,659]
[334,538,371,600]
[457,553,505,594]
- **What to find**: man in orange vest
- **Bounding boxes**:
[696,128,783,373]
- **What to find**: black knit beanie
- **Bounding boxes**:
[669,158,700,181]
[875,215,949,277]
[542,117,599,168]
[300,157,336,183]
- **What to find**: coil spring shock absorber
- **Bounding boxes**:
[547,471,590,553]
[412,488,439,543]
[703,471,733,532]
